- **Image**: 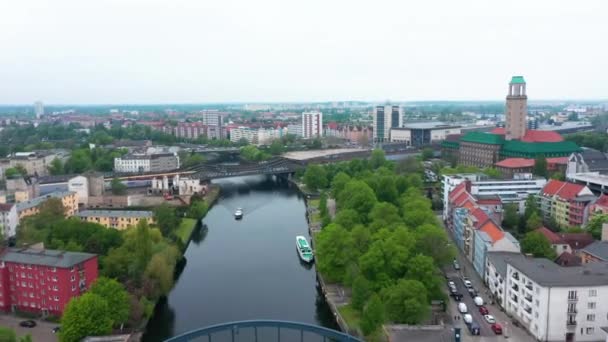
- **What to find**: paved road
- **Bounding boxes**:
[0,314,58,342]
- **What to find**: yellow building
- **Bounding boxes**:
[76,210,155,230]
[16,191,79,219]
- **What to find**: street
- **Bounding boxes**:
[0,314,59,342]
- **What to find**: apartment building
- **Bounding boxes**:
[76,210,154,230]
[114,153,180,173]
[442,174,547,219]
[538,180,596,227]
[0,204,18,238]
[8,152,58,177]
[229,127,284,145]
[15,191,79,220]
[302,111,323,139]
[0,247,98,315]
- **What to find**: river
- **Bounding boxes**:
[143,175,338,341]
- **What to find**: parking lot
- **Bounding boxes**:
[0,314,59,342]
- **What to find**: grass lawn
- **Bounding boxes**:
[309,199,320,208]
[310,212,322,224]
[175,218,198,245]
[338,304,361,330]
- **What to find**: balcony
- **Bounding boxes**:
[512,284,519,291]
[525,295,532,302]
[512,273,519,281]
[525,283,533,290]
[567,296,578,302]
[524,306,532,314]
[567,307,577,314]
[511,295,518,304]
[566,320,577,327]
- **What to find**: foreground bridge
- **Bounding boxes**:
[165,320,363,342]
[188,157,302,180]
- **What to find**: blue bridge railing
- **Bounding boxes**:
[164,320,363,342]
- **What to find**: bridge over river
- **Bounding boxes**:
[188,157,303,180]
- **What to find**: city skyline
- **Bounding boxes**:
[1,0,607,104]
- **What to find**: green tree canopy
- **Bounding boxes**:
[338,180,377,222]
[315,223,353,282]
[414,224,455,266]
[331,172,351,198]
[534,155,548,178]
[381,279,429,324]
[421,148,433,161]
[502,203,519,231]
[48,158,64,175]
[351,275,373,311]
[370,149,386,169]
[526,211,543,232]
[586,213,608,240]
[60,293,113,342]
[360,294,385,336]
[303,164,328,191]
[368,202,402,232]
[154,204,180,237]
[89,277,130,327]
[521,231,557,259]
[110,178,127,195]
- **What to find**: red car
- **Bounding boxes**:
[478,306,489,315]
[491,323,503,335]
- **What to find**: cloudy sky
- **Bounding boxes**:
[0,0,606,104]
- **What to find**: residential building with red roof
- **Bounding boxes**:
[495,157,568,179]
[473,220,519,277]
[535,227,572,255]
[538,179,596,227]
[589,193,608,215]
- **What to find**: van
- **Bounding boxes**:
[458,302,468,313]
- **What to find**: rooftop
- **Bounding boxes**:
[507,254,608,287]
[557,232,594,250]
[0,247,96,268]
[15,191,75,212]
[487,251,524,278]
[535,227,565,245]
[282,148,369,161]
[581,241,608,261]
[76,210,154,219]
[510,76,526,84]
[460,132,504,145]
[398,122,461,130]
[490,128,564,143]
[495,158,535,169]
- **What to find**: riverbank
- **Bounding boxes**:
[175,185,221,250]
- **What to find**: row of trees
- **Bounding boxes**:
[309,151,455,337]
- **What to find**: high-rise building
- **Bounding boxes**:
[373,105,402,143]
[302,111,322,139]
[200,111,225,139]
[34,101,44,119]
[505,76,527,140]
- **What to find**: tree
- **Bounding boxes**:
[89,277,130,327]
[110,178,127,195]
[331,172,351,198]
[483,167,501,179]
[421,148,433,161]
[395,157,423,175]
[360,294,385,335]
[586,213,608,240]
[60,293,113,342]
[182,153,205,168]
[303,164,328,191]
[406,254,443,300]
[145,248,179,297]
[359,228,415,285]
[368,202,402,232]
[550,172,565,181]
[186,200,208,219]
[268,140,284,155]
[524,195,539,219]
[414,224,455,266]
[533,155,548,178]
[502,203,519,231]
[375,175,398,204]
[48,158,64,175]
[526,211,543,231]
[4,167,22,179]
[338,180,377,222]
[0,327,16,342]
[351,275,373,311]
[370,149,386,169]
[520,231,557,259]
[154,204,180,237]
[315,223,353,282]
[381,279,429,324]
[65,149,92,173]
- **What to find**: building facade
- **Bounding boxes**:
[114,153,179,173]
[16,191,79,220]
[373,105,402,143]
[302,111,323,139]
[76,210,155,230]
[0,204,18,238]
[390,123,461,146]
[538,180,595,227]
[9,152,57,177]
[0,247,98,316]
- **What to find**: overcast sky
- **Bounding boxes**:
[0,0,606,104]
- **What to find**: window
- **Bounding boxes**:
[51,267,56,272]
[71,285,76,291]
[53,296,59,301]
[52,276,57,282]
[70,275,75,281]
[589,289,597,297]
[588,302,596,309]
[568,290,577,300]
[586,327,594,335]
[52,285,58,291]
[587,314,595,321]
[29,292,33,298]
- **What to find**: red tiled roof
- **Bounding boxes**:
[327,122,338,130]
[489,128,564,143]
[542,179,567,196]
[535,227,565,245]
[480,221,505,243]
[495,158,535,168]
[471,208,490,228]
[547,157,568,165]
[595,194,608,207]
[557,233,595,250]
[449,182,468,202]
[555,251,581,267]
[476,197,502,205]
[556,182,586,200]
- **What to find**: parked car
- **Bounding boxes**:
[458,302,468,313]
[468,321,481,335]
[448,280,456,288]
[491,323,503,334]
[451,293,463,301]
[462,278,472,288]
[19,320,36,328]
[478,306,489,315]
[453,260,461,270]
[468,288,477,298]
[449,286,458,294]
[474,296,484,306]
[463,314,473,324]
[484,315,496,324]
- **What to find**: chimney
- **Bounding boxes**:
[602,223,608,242]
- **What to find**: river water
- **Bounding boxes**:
[143,175,338,341]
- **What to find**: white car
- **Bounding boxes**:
[463,279,473,288]
[463,314,473,324]
[458,302,468,313]
[448,281,456,288]
[484,315,496,324]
